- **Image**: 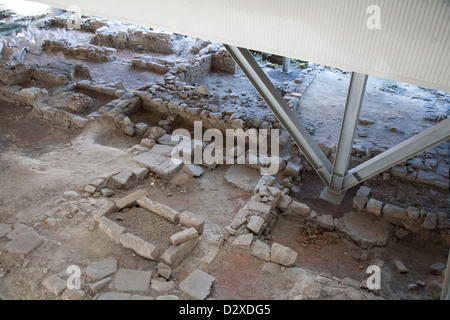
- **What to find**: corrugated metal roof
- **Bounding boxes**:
[37,0,450,91]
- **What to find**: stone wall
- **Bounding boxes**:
[42,40,117,62]
[91,27,174,54]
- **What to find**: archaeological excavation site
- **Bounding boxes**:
[0,1,449,302]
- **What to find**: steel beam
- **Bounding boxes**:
[342,117,450,190]
[282,57,291,73]
[224,44,332,183]
[329,73,368,193]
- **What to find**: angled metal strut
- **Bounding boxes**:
[225,44,450,203]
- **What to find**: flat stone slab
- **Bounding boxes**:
[120,233,159,260]
[112,170,134,186]
[42,275,67,296]
[150,144,175,157]
[134,152,183,180]
[169,228,198,245]
[97,292,132,300]
[0,223,12,239]
[99,217,126,243]
[179,269,215,300]
[113,269,152,292]
[137,196,180,224]
[270,242,297,267]
[86,257,118,281]
[180,211,205,234]
[224,166,260,193]
[161,237,199,268]
[335,211,392,249]
[5,228,44,254]
[183,164,204,177]
[115,189,148,210]
[247,215,265,234]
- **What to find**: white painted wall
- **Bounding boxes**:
[35,0,450,91]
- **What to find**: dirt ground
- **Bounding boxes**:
[0,7,448,301]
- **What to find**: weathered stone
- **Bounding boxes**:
[224,166,260,193]
[158,134,179,146]
[124,125,135,136]
[198,85,210,96]
[93,201,116,223]
[42,275,67,296]
[302,283,322,299]
[342,277,360,289]
[115,189,148,210]
[84,184,96,194]
[150,144,174,157]
[417,171,449,189]
[254,175,276,193]
[5,228,44,254]
[131,294,154,300]
[335,211,391,248]
[88,277,112,294]
[247,215,266,234]
[6,223,33,240]
[170,228,198,245]
[287,201,311,217]
[270,243,297,267]
[134,152,183,179]
[382,204,408,226]
[277,194,292,210]
[62,191,80,200]
[430,262,446,275]
[180,211,205,234]
[161,237,199,268]
[422,212,437,230]
[156,295,179,300]
[62,288,85,300]
[97,292,132,300]
[99,217,126,243]
[251,240,271,261]
[132,167,149,180]
[183,164,204,177]
[394,228,410,240]
[353,194,368,210]
[394,260,408,273]
[120,233,159,260]
[101,188,116,197]
[426,280,443,299]
[112,170,134,187]
[283,161,301,178]
[86,257,118,281]
[247,201,272,218]
[0,223,12,239]
[151,279,175,293]
[157,263,172,280]
[137,196,180,224]
[357,186,372,198]
[231,233,254,253]
[366,199,383,216]
[316,214,335,231]
[267,186,281,197]
[141,138,156,149]
[179,269,215,300]
[113,269,152,291]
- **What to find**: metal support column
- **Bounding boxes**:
[224,44,333,184]
[329,73,368,193]
[282,57,291,73]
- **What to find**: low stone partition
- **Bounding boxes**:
[43,39,117,62]
[94,189,206,270]
[91,27,174,54]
